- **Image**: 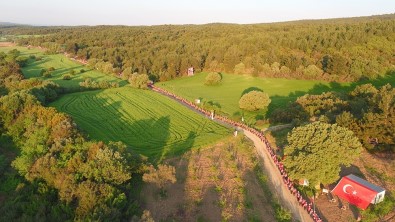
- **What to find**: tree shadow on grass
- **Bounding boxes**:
[65,93,200,163]
[266,71,395,122]
[241,87,263,97]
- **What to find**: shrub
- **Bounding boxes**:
[69,70,76,75]
[43,73,52,78]
[40,69,47,76]
[129,73,149,89]
[239,91,271,111]
[62,74,72,80]
[48,67,55,72]
[204,72,222,85]
[80,69,85,73]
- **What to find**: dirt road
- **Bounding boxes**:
[152,87,314,221]
[242,130,313,222]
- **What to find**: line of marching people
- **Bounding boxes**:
[151,85,322,222]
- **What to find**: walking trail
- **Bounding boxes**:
[153,88,313,222]
[243,130,313,222]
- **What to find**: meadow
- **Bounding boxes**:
[50,87,231,161]
[157,73,351,125]
[0,46,125,89]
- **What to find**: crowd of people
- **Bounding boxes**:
[151,85,323,222]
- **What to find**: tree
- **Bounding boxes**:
[239,91,271,111]
[129,73,149,89]
[142,164,176,191]
[303,65,323,78]
[234,62,246,74]
[283,122,363,185]
[204,72,222,85]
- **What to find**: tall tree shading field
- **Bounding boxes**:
[50,87,230,161]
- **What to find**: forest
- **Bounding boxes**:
[1,14,394,82]
[1,14,395,221]
[0,49,145,220]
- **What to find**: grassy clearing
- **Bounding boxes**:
[157,72,395,126]
[0,46,126,89]
[157,73,350,125]
[50,87,230,161]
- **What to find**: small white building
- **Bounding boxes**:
[187,67,194,76]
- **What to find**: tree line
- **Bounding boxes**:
[2,14,394,82]
[271,81,395,153]
[0,49,148,220]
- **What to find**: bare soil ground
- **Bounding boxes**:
[141,136,276,222]
[315,151,395,222]
[267,129,395,222]
[0,42,15,47]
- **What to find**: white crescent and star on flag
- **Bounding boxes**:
[343,184,357,195]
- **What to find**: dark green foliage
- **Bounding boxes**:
[270,103,308,125]
[296,92,348,118]
[0,52,143,220]
[5,14,395,82]
[283,122,363,185]
[43,72,52,78]
[276,83,395,152]
[129,73,149,89]
[62,74,72,80]
[0,155,7,176]
[361,195,395,222]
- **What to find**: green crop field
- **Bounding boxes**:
[0,46,126,88]
[157,72,353,125]
[50,87,231,161]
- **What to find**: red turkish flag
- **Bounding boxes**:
[332,176,378,210]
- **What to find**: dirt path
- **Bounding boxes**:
[153,88,313,221]
[242,130,313,222]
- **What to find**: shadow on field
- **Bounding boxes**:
[68,94,171,161]
[266,71,395,119]
[241,87,263,96]
[163,131,196,161]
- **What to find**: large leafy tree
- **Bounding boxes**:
[283,122,363,185]
[129,73,149,89]
[204,72,222,85]
[239,90,271,111]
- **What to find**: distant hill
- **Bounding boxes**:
[0,22,29,27]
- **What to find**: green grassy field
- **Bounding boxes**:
[0,46,126,89]
[50,87,231,161]
[157,73,352,125]
[158,72,395,126]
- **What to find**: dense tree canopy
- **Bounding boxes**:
[272,82,395,152]
[129,73,150,89]
[0,51,144,220]
[239,91,271,111]
[3,14,394,82]
[283,122,363,185]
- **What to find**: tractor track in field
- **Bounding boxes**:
[53,88,229,159]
